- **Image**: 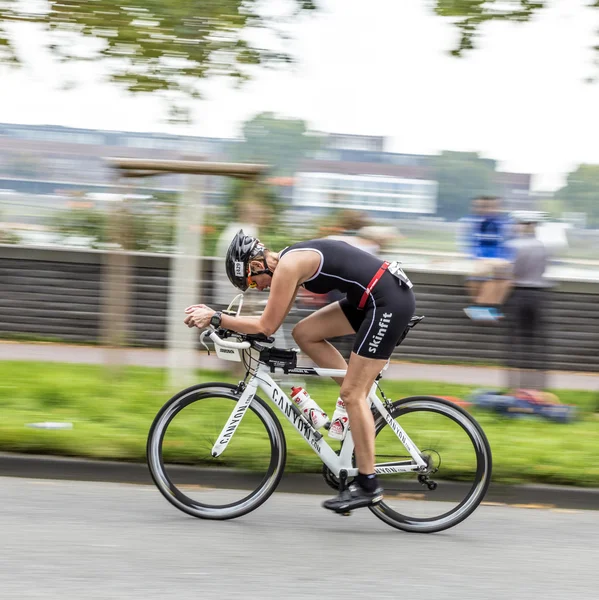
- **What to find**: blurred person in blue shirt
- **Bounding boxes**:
[461,196,513,322]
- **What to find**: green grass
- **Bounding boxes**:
[0,332,101,345]
[0,361,597,487]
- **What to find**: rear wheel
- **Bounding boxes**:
[370,396,492,533]
[147,382,286,520]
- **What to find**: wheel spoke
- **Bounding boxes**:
[147,385,286,520]
[370,396,492,533]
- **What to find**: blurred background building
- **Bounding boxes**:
[0,122,545,252]
[0,122,232,195]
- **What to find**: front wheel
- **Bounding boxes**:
[370,396,492,533]
[147,382,286,520]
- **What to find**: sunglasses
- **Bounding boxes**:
[247,271,257,289]
[247,266,271,289]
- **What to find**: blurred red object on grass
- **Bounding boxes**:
[439,396,472,409]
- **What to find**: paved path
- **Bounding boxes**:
[2,476,598,600]
[1,341,598,390]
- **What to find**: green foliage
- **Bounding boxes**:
[0,229,19,244]
[126,197,177,251]
[51,207,107,245]
[230,112,324,176]
[213,112,325,254]
[3,1,598,99]
[0,359,598,485]
[434,1,599,81]
[0,1,317,104]
[0,209,20,244]
[211,175,315,257]
[555,164,599,227]
[49,195,176,251]
[432,151,497,220]
[434,1,599,85]
[435,1,549,56]
[539,195,564,218]
[225,178,282,222]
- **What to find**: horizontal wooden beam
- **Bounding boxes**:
[105,157,268,178]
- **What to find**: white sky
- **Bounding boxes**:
[1,0,599,191]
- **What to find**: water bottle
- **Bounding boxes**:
[290,386,330,430]
[328,397,350,440]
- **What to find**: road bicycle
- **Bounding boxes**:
[147,296,492,533]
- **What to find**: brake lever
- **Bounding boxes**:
[199,329,212,355]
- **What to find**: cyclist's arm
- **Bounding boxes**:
[220,260,306,337]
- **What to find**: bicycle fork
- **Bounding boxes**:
[211,380,258,458]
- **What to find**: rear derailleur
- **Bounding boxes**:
[418,473,438,491]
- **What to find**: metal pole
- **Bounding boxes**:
[104,158,269,387]
[101,181,132,371]
[166,174,204,389]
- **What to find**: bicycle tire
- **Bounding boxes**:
[369,396,492,533]
[147,382,286,520]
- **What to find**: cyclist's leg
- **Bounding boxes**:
[340,352,388,474]
[323,283,415,512]
[342,283,415,475]
[292,301,357,384]
[321,353,388,512]
[322,352,397,513]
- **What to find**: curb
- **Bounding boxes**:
[1,452,598,511]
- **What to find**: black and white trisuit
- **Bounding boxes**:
[280,239,416,359]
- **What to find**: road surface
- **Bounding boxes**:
[1,477,597,600]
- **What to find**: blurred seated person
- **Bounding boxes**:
[301,210,384,310]
[303,210,397,359]
[325,209,380,255]
[461,196,513,322]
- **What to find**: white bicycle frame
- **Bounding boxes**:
[206,330,428,478]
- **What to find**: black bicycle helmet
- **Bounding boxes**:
[225,229,260,291]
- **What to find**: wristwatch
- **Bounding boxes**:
[210,311,222,329]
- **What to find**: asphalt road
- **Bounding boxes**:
[2,477,598,600]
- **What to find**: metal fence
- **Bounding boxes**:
[1,245,599,373]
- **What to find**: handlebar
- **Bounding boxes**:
[208,330,251,350]
[199,328,275,354]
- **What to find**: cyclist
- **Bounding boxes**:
[184,230,416,513]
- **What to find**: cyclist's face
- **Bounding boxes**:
[247,259,272,291]
[248,272,271,291]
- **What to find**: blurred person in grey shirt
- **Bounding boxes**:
[504,211,550,391]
